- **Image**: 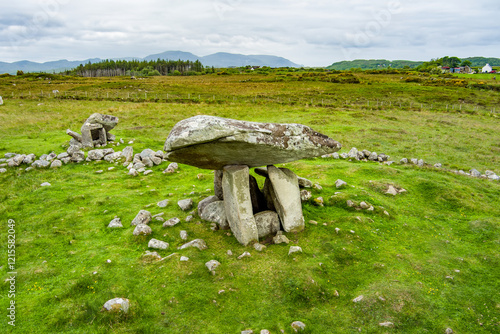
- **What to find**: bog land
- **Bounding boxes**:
[0,70,499,333]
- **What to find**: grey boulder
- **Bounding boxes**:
[164,115,341,169]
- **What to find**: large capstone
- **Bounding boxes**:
[164,115,341,169]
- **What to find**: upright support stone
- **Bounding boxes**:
[267,165,304,233]
[222,165,259,246]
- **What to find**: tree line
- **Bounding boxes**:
[66,59,206,77]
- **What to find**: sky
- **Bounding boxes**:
[1,0,499,67]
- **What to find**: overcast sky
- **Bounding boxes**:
[1,0,499,66]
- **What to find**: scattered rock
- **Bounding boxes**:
[0,168,6,173]
[107,217,123,228]
[300,189,312,202]
[291,321,306,332]
[273,231,290,244]
[434,163,442,168]
[178,239,208,250]
[163,217,181,227]
[360,201,369,209]
[379,322,394,327]
[353,295,364,302]
[178,198,193,211]
[205,260,220,272]
[237,251,251,259]
[157,199,169,208]
[180,256,189,262]
[313,183,323,190]
[200,200,228,229]
[253,243,266,252]
[386,185,399,196]
[335,179,347,188]
[314,197,324,206]
[133,224,152,236]
[41,182,51,187]
[445,328,454,334]
[163,162,179,173]
[180,230,188,240]
[131,210,152,226]
[308,220,318,225]
[288,246,303,255]
[142,250,162,261]
[128,168,138,176]
[297,176,313,188]
[148,238,169,250]
[102,298,130,313]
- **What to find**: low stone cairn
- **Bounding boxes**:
[164,115,342,246]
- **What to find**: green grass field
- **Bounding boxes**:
[0,72,499,333]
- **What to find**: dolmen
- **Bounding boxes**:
[164,115,341,246]
[66,113,119,149]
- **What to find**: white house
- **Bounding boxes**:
[482,63,493,73]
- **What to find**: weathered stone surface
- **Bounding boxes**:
[50,159,62,168]
[104,151,122,162]
[222,165,259,246]
[291,321,306,332]
[214,170,224,199]
[41,182,51,187]
[254,211,280,239]
[56,152,68,160]
[163,217,180,227]
[197,195,219,216]
[267,166,304,233]
[273,231,290,244]
[88,149,104,161]
[200,201,229,229]
[235,252,250,260]
[148,238,169,250]
[180,230,188,240]
[297,177,313,188]
[289,246,303,255]
[178,239,208,250]
[178,198,193,211]
[133,224,152,236]
[335,179,347,188]
[103,298,130,313]
[164,115,341,169]
[79,113,119,148]
[300,189,312,202]
[32,159,50,168]
[108,217,123,228]
[140,148,155,160]
[0,168,6,173]
[205,260,220,272]
[163,162,178,173]
[157,199,169,208]
[131,210,152,226]
[122,146,134,163]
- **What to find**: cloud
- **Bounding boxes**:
[1,0,499,66]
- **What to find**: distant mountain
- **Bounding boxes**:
[326,57,500,70]
[0,51,302,74]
